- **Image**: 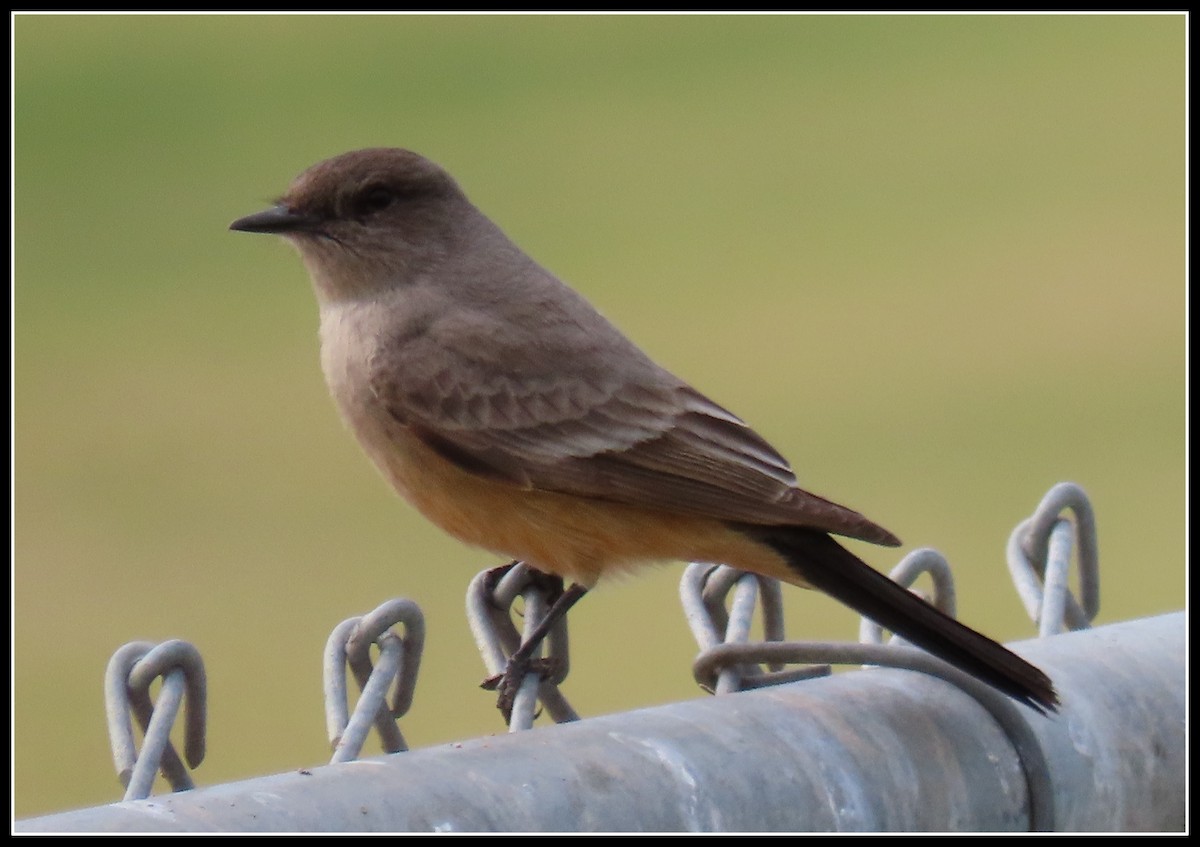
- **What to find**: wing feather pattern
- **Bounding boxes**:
[369,319,898,546]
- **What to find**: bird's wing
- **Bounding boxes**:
[369,333,898,546]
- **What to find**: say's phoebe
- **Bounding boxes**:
[231,148,1057,716]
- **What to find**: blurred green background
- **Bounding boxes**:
[13,13,1184,819]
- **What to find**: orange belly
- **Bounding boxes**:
[370,422,800,589]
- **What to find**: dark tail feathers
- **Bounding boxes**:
[744,525,1059,713]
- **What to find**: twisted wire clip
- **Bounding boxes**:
[678,482,1102,832]
[467,562,580,731]
[682,555,1059,831]
[680,563,829,694]
[1006,481,1100,636]
[323,598,425,763]
[104,640,207,802]
[682,549,959,693]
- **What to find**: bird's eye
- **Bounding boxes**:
[357,185,396,215]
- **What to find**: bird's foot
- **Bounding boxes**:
[480,655,564,724]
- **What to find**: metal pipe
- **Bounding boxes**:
[18,612,1184,833]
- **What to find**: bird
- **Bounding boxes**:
[230,147,1058,719]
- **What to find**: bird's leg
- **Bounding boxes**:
[481,571,589,723]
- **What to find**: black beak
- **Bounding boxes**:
[229,205,319,235]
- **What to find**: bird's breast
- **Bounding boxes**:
[317,302,417,490]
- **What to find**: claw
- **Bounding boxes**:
[483,655,564,724]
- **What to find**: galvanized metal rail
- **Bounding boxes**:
[19,611,1185,833]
